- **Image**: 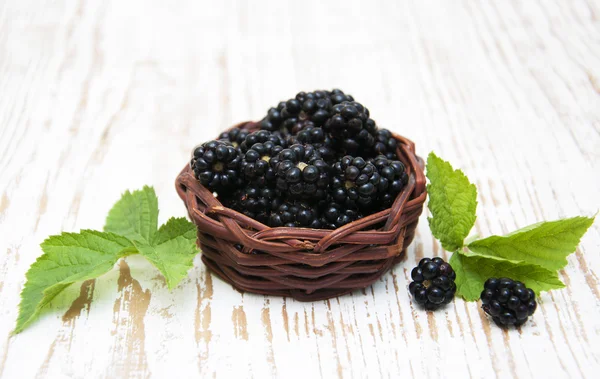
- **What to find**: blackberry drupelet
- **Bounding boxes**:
[409,257,456,310]
[223,184,277,225]
[219,128,250,148]
[481,278,537,327]
[191,140,243,192]
[371,155,409,208]
[239,141,285,185]
[239,130,287,152]
[331,156,381,210]
[324,101,377,154]
[319,203,361,229]
[273,144,330,199]
[269,201,322,228]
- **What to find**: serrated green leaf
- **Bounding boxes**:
[135,217,198,290]
[467,216,595,271]
[15,231,136,334]
[104,186,159,244]
[426,152,478,252]
[450,252,565,301]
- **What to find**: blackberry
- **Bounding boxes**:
[223,184,277,225]
[259,89,356,133]
[287,124,336,162]
[239,130,287,152]
[294,90,333,127]
[409,257,456,310]
[481,278,537,327]
[260,98,306,134]
[239,141,285,185]
[191,140,243,192]
[371,129,399,160]
[324,101,377,154]
[370,156,408,208]
[219,128,250,148]
[320,203,361,229]
[269,201,322,228]
[273,144,330,199]
[331,156,381,209]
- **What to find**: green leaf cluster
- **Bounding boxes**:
[426,152,595,301]
[15,186,199,333]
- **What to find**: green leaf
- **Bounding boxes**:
[426,152,478,252]
[467,216,596,271]
[135,217,198,290]
[15,231,135,334]
[104,186,159,244]
[450,252,565,301]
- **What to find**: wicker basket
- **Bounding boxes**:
[176,122,427,301]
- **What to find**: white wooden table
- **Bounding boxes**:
[1,1,599,378]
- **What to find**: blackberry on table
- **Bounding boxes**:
[409,257,456,310]
[324,101,377,154]
[481,278,537,327]
[269,201,322,228]
[191,140,243,192]
[273,144,330,199]
[371,155,408,208]
[331,155,381,210]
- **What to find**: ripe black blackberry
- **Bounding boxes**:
[481,278,537,327]
[294,90,333,127]
[319,203,361,229]
[409,257,456,310]
[370,155,408,208]
[287,124,336,162]
[273,144,330,199]
[191,140,243,192]
[239,141,285,185]
[331,155,381,210]
[269,201,322,228]
[259,89,356,133]
[324,101,377,154]
[371,129,399,160]
[219,128,250,148]
[223,184,277,225]
[239,130,287,152]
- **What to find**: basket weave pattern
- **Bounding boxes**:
[176,122,427,301]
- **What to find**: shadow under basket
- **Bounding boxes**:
[176,122,427,301]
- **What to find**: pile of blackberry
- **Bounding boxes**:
[191,89,408,229]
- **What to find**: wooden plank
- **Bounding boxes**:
[0,0,599,377]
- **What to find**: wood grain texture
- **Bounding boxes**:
[0,0,599,377]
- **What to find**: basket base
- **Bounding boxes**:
[201,251,406,302]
